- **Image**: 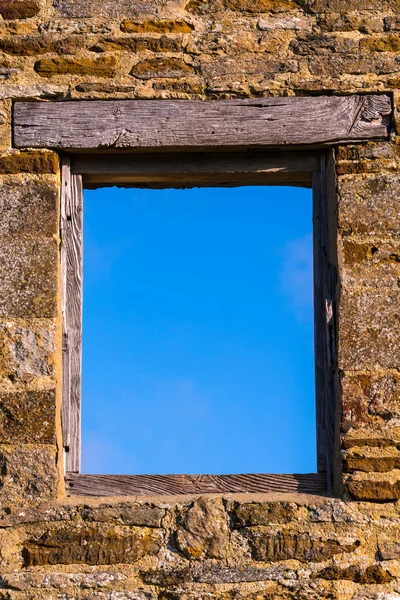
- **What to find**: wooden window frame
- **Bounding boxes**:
[60,149,336,497]
[13,95,392,497]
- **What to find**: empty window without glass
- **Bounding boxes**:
[81,186,315,475]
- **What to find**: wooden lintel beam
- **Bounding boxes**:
[14,95,391,151]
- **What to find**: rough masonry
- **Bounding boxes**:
[1,0,400,598]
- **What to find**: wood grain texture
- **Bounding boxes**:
[72,151,318,188]
[65,473,327,496]
[313,154,337,492]
[61,157,83,474]
[14,95,391,151]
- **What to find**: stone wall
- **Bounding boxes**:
[1,0,400,598]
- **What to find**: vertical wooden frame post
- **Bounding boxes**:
[313,152,338,493]
[61,157,83,474]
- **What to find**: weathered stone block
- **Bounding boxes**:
[230,501,300,527]
[314,564,393,584]
[186,0,301,14]
[0,319,55,385]
[335,142,398,175]
[318,13,384,33]
[341,372,400,432]
[290,32,358,55]
[0,444,57,508]
[34,56,118,78]
[306,0,377,9]
[131,58,194,80]
[344,446,400,472]
[0,35,83,56]
[120,19,194,33]
[360,34,400,52]
[200,57,298,80]
[338,175,400,237]
[258,15,312,31]
[340,239,400,288]
[0,179,58,236]
[22,525,163,566]
[243,529,360,562]
[74,82,138,94]
[0,0,41,19]
[90,36,183,54]
[0,389,56,444]
[0,152,58,175]
[309,54,400,76]
[385,16,400,31]
[338,289,400,370]
[378,536,400,560]
[346,471,400,501]
[80,504,166,527]
[0,237,58,318]
[56,0,158,18]
[175,497,229,560]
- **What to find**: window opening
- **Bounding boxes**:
[81,185,315,475]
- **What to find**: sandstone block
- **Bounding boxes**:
[142,564,294,586]
[0,84,68,100]
[201,57,298,79]
[243,529,360,562]
[0,319,55,385]
[186,0,301,14]
[336,143,398,162]
[318,13,384,33]
[338,175,400,237]
[80,504,166,527]
[90,36,182,54]
[378,537,400,560]
[258,15,312,31]
[338,289,400,370]
[0,0,41,19]
[0,237,57,318]
[344,446,400,473]
[341,372,400,432]
[121,20,194,33]
[340,239,400,288]
[175,497,229,560]
[335,142,399,175]
[0,444,57,509]
[385,16,400,31]
[0,35,83,56]
[290,32,358,55]
[34,56,118,78]
[315,564,393,584]
[0,179,58,236]
[306,0,377,9]
[0,389,56,444]
[56,0,157,18]
[230,501,299,527]
[309,54,400,76]
[360,35,400,52]
[0,65,19,81]
[0,152,58,175]
[23,525,163,566]
[130,58,193,80]
[346,471,400,501]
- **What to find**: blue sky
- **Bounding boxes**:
[82,185,315,475]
